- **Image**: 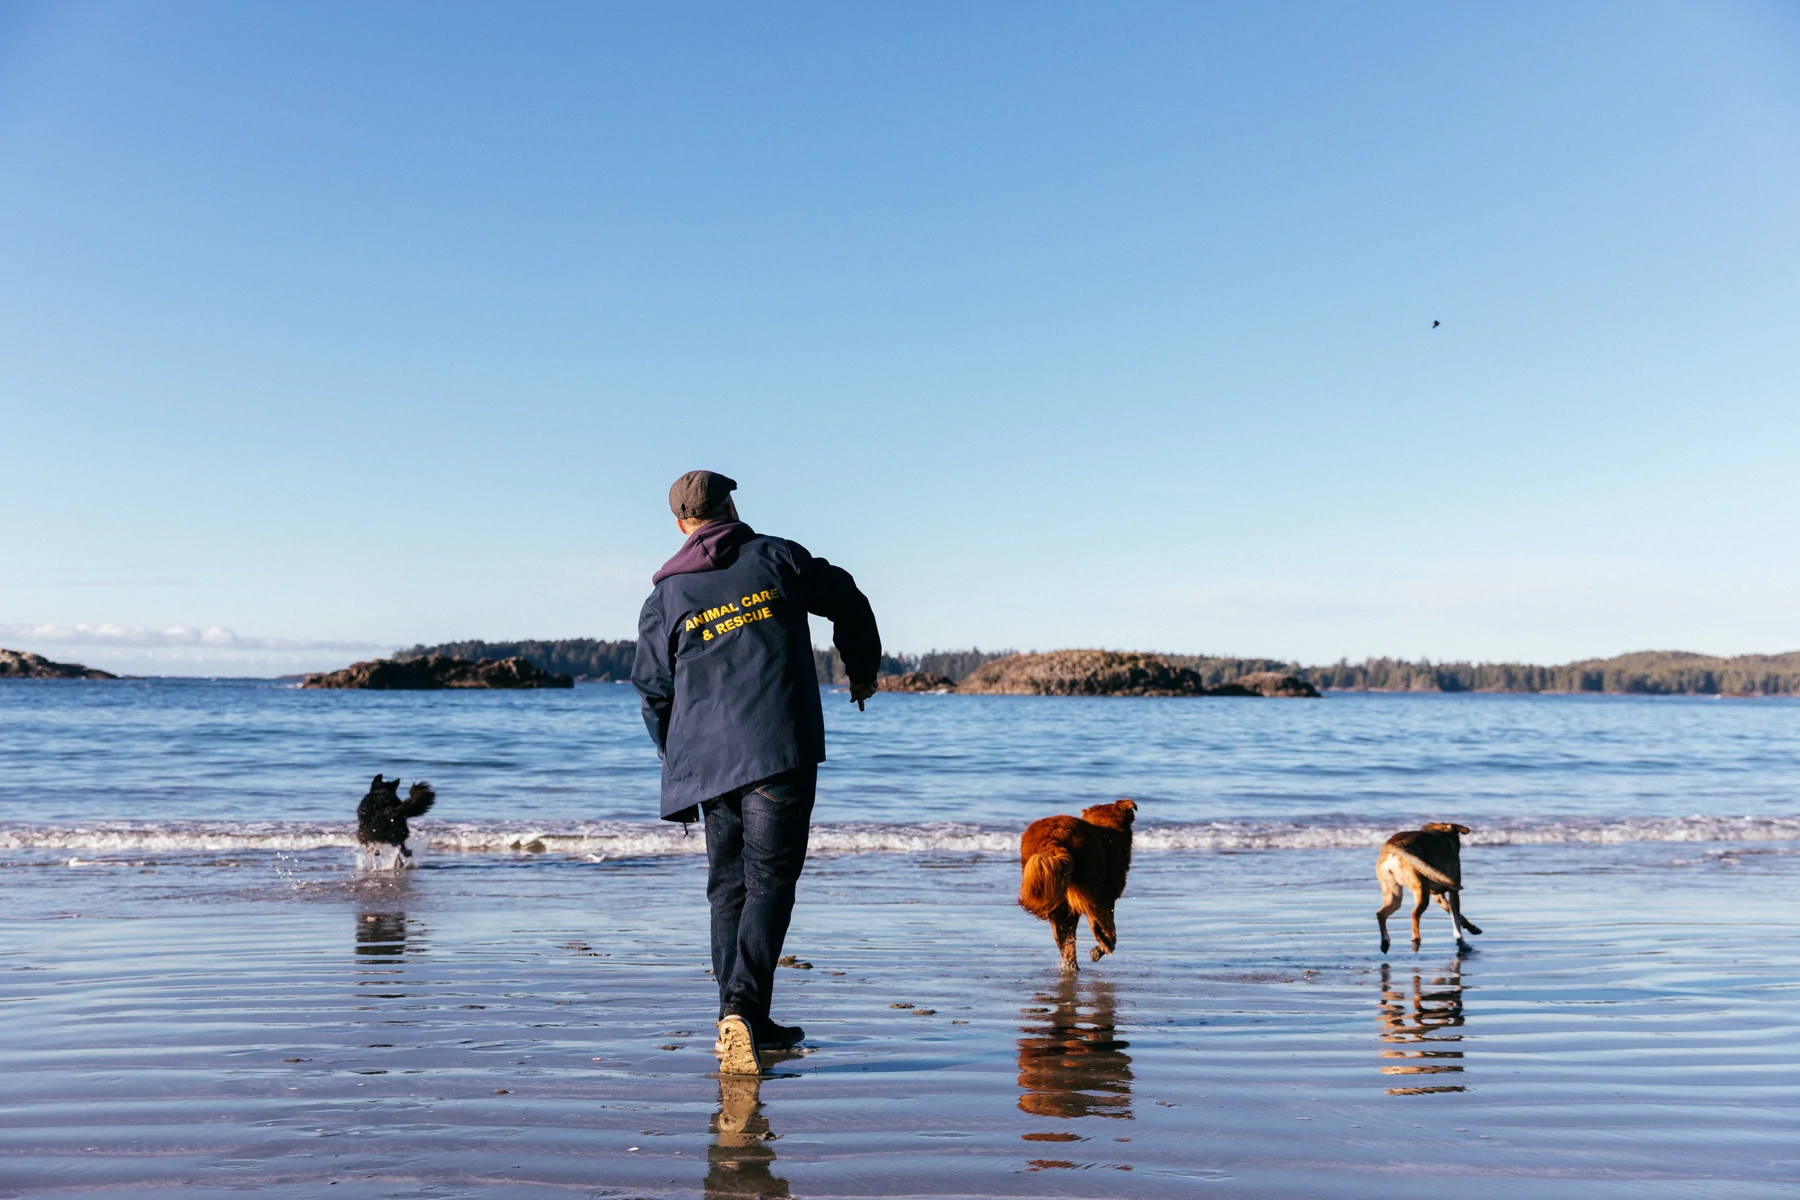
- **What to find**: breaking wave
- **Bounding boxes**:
[4,815,1800,859]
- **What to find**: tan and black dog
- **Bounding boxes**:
[1019,799,1137,971]
[1377,822,1483,953]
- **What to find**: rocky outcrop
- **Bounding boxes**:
[0,648,117,679]
[953,650,1318,697]
[878,671,956,693]
[956,650,1208,696]
[1232,670,1322,698]
[302,654,573,690]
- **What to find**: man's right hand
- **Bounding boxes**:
[849,680,877,711]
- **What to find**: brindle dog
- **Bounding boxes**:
[1377,822,1483,953]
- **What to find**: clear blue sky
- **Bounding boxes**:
[3,2,1797,675]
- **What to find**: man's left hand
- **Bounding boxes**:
[849,680,877,711]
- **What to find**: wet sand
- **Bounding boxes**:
[3,842,1799,1197]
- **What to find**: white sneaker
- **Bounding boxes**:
[714,1013,763,1076]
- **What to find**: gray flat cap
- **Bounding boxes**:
[669,470,738,520]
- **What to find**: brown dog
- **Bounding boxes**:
[1377,822,1483,953]
[1019,799,1137,971]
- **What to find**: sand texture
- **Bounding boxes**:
[3,842,1798,1197]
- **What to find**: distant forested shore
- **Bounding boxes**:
[394,641,1800,696]
[1300,650,1800,696]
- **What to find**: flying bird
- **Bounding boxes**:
[1431,320,1440,328]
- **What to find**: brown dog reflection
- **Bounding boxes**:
[1017,975,1133,1124]
[1377,960,1466,1094]
[706,1075,790,1199]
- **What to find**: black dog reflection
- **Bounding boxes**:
[1378,959,1466,1094]
[355,912,409,958]
[354,874,416,1000]
[705,1075,790,1199]
[1017,975,1134,1121]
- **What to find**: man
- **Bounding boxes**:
[632,470,880,1075]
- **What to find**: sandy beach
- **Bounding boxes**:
[4,839,1797,1198]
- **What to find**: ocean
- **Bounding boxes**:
[4,679,1798,858]
[4,681,1798,1197]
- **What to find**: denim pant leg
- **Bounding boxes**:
[703,793,748,1011]
[704,768,815,1021]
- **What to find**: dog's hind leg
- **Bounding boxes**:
[1376,870,1404,954]
[1052,909,1080,973]
[1445,890,1480,941]
[1409,888,1430,951]
[1086,906,1117,963]
[1434,892,1466,948]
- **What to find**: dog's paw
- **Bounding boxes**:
[1411,940,1421,952]
[1088,946,1106,962]
[1060,960,1080,974]
[1379,938,1390,954]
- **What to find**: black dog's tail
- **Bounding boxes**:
[401,781,436,818]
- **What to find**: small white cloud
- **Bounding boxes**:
[0,621,391,653]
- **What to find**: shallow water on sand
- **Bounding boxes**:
[4,843,1799,1197]
[3,682,1799,1195]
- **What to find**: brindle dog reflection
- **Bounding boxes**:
[1377,960,1466,1095]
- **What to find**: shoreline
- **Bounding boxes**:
[9,675,1800,703]
[6,813,1800,858]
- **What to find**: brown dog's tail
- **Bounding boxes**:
[1019,847,1073,917]
[1394,848,1459,890]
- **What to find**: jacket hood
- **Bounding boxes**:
[652,521,757,584]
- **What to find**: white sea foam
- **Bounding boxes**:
[3,815,1798,858]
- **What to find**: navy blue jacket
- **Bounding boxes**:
[632,522,880,819]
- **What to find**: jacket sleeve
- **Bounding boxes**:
[790,542,882,686]
[631,594,673,756]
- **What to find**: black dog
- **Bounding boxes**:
[357,775,436,861]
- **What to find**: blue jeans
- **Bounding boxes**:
[702,766,816,1023]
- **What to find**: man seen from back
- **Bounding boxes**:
[632,470,880,1075]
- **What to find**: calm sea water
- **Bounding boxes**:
[2,679,1797,858]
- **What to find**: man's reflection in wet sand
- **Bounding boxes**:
[1017,975,1133,1123]
[1378,959,1466,1094]
[705,1074,791,1199]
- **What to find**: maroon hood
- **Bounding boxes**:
[652,522,757,584]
